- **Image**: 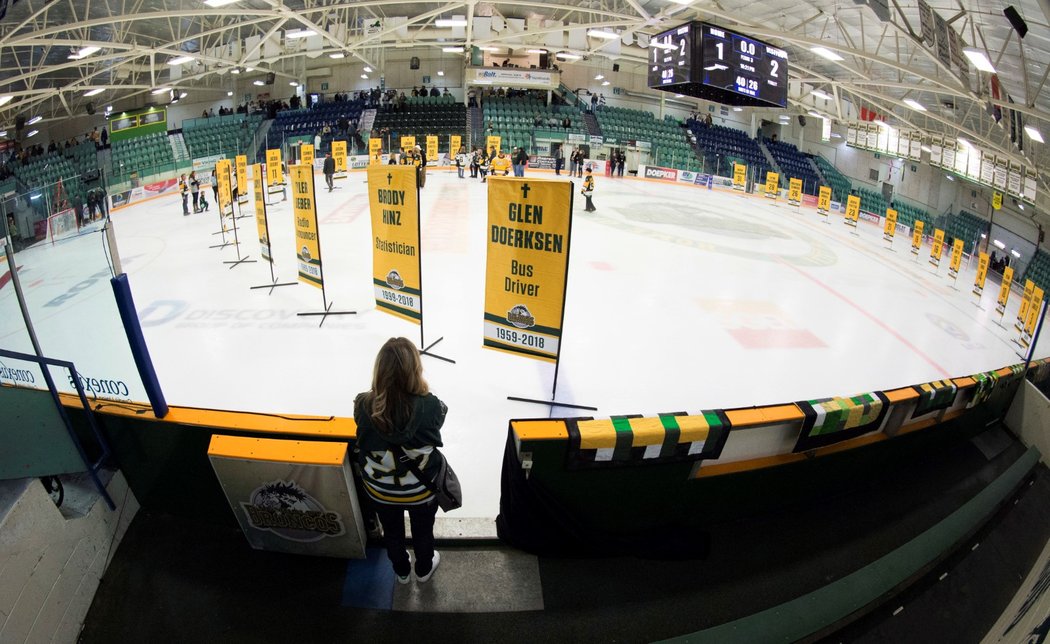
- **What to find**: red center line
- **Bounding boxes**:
[776,256,952,378]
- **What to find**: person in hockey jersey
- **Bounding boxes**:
[355,338,448,585]
[581,168,596,212]
[179,174,190,216]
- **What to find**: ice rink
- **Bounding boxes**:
[5,167,1047,519]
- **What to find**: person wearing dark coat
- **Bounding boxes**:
[322,152,335,191]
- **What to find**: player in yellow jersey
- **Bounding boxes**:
[581,168,595,212]
[490,151,511,176]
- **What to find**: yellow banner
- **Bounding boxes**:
[996,266,1014,314]
[883,208,898,241]
[332,140,347,176]
[948,238,964,276]
[486,135,502,157]
[973,252,989,296]
[301,143,315,168]
[787,178,802,205]
[732,163,746,190]
[265,148,284,192]
[911,220,924,255]
[367,166,422,323]
[369,138,383,165]
[764,171,779,199]
[930,228,944,267]
[817,186,831,214]
[291,164,323,289]
[235,155,248,203]
[484,177,572,362]
[845,195,860,227]
[216,158,233,216]
[1016,279,1036,331]
[992,191,1003,210]
[400,136,416,152]
[252,163,271,263]
[450,135,462,156]
[426,135,438,162]
[1023,287,1044,339]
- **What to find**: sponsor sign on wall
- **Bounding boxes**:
[467,67,559,89]
[643,165,678,181]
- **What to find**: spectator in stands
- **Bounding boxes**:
[562,116,571,129]
[322,122,332,137]
[429,86,440,97]
[100,127,108,147]
[411,87,419,97]
[209,108,215,117]
[704,113,713,126]
[442,88,451,97]
[202,110,209,118]
[590,92,598,112]
[467,88,477,107]
[47,140,56,153]
[534,114,543,127]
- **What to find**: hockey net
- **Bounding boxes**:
[46,209,79,245]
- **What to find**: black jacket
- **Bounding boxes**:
[323,156,335,175]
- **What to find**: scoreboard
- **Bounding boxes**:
[647,22,789,109]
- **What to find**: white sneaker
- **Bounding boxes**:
[416,551,440,583]
[396,551,413,585]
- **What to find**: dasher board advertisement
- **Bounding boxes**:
[266,148,285,193]
[367,166,422,323]
[484,177,573,362]
[208,435,367,559]
[236,155,249,204]
[291,165,323,289]
[332,140,348,178]
[252,163,272,262]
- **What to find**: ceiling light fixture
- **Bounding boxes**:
[595,74,604,80]
[150,87,170,95]
[83,88,105,97]
[807,110,821,117]
[68,45,101,60]
[329,53,345,59]
[435,18,468,27]
[478,46,500,52]
[903,98,927,111]
[0,96,11,107]
[167,55,194,65]
[810,89,832,100]
[1024,125,1044,143]
[587,29,619,40]
[0,131,6,137]
[957,136,974,149]
[286,29,317,39]
[204,0,239,6]
[556,52,581,60]
[26,115,42,125]
[437,70,445,76]
[230,68,241,74]
[26,129,38,137]
[601,80,610,86]
[290,81,299,86]
[246,67,255,72]
[810,46,844,61]
[1011,249,1021,257]
[667,0,695,5]
[442,46,465,53]
[526,49,547,54]
[363,66,373,73]
[962,48,996,73]
[253,80,265,86]
[361,74,369,79]
[180,92,188,98]
[945,174,954,181]
[733,107,743,112]
[227,91,233,96]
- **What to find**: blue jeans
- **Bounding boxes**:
[512,163,524,177]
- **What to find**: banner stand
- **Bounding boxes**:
[249,166,296,294]
[208,213,233,250]
[223,190,256,270]
[1022,301,1047,370]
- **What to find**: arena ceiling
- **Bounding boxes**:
[1,0,1048,214]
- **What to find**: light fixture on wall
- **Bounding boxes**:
[26,115,42,124]
[68,46,101,60]
[253,80,265,86]
[26,129,38,137]
[526,49,547,54]
[438,70,445,76]
[227,91,233,96]
[330,53,345,59]
[442,46,465,53]
[84,88,105,97]
[361,74,369,79]
[363,66,373,73]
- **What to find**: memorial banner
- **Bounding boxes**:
[486,135,502,157]
[911,220,925,255]
[484,177,572,362]
[764,171,779,200]
[450,135,462,156]
[845,195,861,227]
[301,143,315,168]
[948,238,964,278]
[369,138,383,165]
[787,178,802,206]
[973,252,989,296]
[732,163,746,191]
[332,140,347,179]
[426,135,438,163]
[817,186,831,216]
[997,266,1014,315]
[399,136,416,152]
[992,191,1003,210]
[930,228,945,267]
[266,148,284,193]
[291,165,323,289]
[1016,279,1036,331]
[216,158,234,217]
[367,166,422,323]
[883,208,898,242]
[236,155,249,204]
[1021,287,1044,346]
[252,164,272,262]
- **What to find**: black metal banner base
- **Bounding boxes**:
[507,395,598,411]
[420,336,456,364]
[234,214,251,220]
[223,255,257,270]
[211,228,228,236]
[250,280,297,295]
[209,240,235,250]
[297,301,356,328]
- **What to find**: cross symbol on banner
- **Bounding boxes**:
[387,173,392,185]
[521,183,531,198]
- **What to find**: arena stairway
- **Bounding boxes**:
[583,111,601,137]
[809,157,827,186]
[757,138,781,176]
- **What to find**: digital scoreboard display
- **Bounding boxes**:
[647,22,789,109]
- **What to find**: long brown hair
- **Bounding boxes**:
[363,337,429,436]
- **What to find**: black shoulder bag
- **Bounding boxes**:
[393,446,462,512]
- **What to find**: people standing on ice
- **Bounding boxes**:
[581,168,595,212]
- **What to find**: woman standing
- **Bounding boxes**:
[355,338,447,584]
[189,171,200,213]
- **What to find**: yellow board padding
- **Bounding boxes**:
[512,420,569,441]
[676,415,713,443]
[207,434,347,465]
[576,419,618,449]
[622,417,667,446]
[724,404,804,427]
